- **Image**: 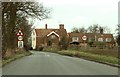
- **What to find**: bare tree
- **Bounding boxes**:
[87,24,99,33]
[2,2,51,58]
[87,24,110,34]
[78,27,87,33]
[71,26,87,33]
[71,27,79,33]
[102,26,111,33]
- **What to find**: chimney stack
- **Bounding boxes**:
[100,27,103,34]
[45,24,47,29]
[59,24,64,29]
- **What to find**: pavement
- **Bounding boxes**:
[2,51,119,75]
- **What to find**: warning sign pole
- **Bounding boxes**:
[17,29,24,48]
[82,35,87,48]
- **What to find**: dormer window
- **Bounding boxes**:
[106,38,111,42]
[98,38,103,42]
[51,35,56,39]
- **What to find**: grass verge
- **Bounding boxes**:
[2,51,32,67]
[57,50,120,67]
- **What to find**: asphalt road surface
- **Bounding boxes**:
[2,51,119,75]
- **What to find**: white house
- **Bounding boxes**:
[31,29,36,49]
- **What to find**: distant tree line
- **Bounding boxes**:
[2,2,50,58]
[71,24,110,34]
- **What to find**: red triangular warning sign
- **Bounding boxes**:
[17,30,23,36]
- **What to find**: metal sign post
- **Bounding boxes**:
[82,35,87,47]
[17,29,24,48]
[18,41,23,48]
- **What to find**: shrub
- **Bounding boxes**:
[95,42,105,49]
[43,44,59,52]
[36,46,44,51]
[67,45,79,50]
[59,36,69,50]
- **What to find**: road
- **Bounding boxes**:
[2,51,119,75]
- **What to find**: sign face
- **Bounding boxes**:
[18,36,23,41]
[17,29,24,48]
[18,41,23,48]
[82,35,87,41]
[17,29,23,36]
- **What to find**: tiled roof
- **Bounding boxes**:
[68,33,113,38]
[68,33,95,37]
[35,29,67,37]
[68,32,115,42]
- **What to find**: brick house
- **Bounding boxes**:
[31,24,67,49]
[31,24,115,49]
[68,32,115,48]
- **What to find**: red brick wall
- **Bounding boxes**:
[36,37,44,47]
[47,34,59,46]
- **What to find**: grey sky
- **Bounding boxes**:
[33,0,119,35]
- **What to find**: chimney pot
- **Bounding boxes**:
[45,24,47,29]
[59,24,64,29]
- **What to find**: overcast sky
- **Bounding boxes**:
[33,0,119,35]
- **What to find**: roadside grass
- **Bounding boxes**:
[43,46,120,67]
[2,51,32,67]
[43,45,59,53]
[68,46,119,58]
[57,50,120,67]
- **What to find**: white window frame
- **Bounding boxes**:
[72,37,79,42]
[51,35,56,39]
[98,38,103,42]
[106,38,111,42]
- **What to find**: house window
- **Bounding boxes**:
[51,35,55,39]
[72,37,79,42]
[106,38,111,42]
[98,38,103,42]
